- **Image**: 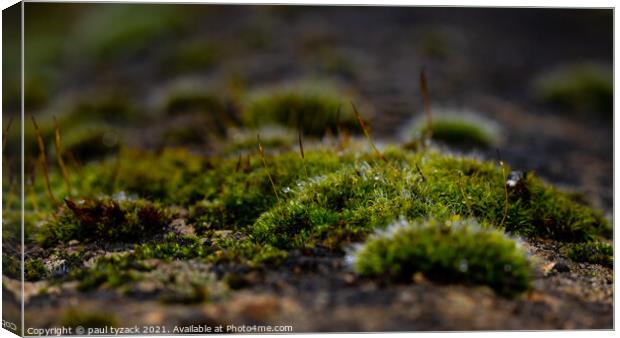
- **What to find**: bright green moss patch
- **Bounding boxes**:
[251,150,609,251]
[351,218,532,296]
[37,198,171,247]
[534,63,612,115]
[410,114,498,149]
[566,242,613,268]
[242,82,363,135]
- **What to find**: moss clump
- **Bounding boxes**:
[410,114,498,149]
[63,95,138,126]
[2,254,21,279]
[351,218,532,296]
[59,125,121,162]
[114,148,208,204]
[163,91,227,117]
[166,40,220,74]
[134,232,211,261]
[25,258,48,281]
[37,198,171,247]
[224,127,294,153]
[535,63,612,115]
[242,82,362,136]
[74,5,185,61]
[60,309,117,329]
[251,150,609,250]
[566,242,613,268]
[73,254,155,291]
[190,148,355,232]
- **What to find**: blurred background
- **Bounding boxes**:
[3,3,613,210]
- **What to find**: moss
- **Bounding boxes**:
[62,95,138,126]
[60,309,117,329]
[351,218,532,297]
[2,254,21,279]
[163,91,227,117]
[74,5,186,61]
[59,124,121,162]
[566,242,613,268]
[134,233,211,261]
[242,82,364,136]
[410,114,498,149]
[25,258,48,281]
[224,127,294,153]
[251,150,609,250]
[113,148,209,204]
[535,63,612,115]
[190,148,355,232]
[166,40,220,74]
[37,198,171,247]
[73,254,155,292]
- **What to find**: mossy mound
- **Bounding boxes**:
[566,242,613,268]
[534,63,612,115]
[37,198,171,247]
[242,82,364,136]
[409,114,498,149]
[252,149,609,251]
[59,124,121,162]
[350,217,532,296]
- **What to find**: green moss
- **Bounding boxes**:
[242,82,363,136]
[535,63,612,115]
[163,91,227,117]
[251,150,609,250]
[73,254,155,292]
[59,124,121,162]
[566,242,613,268]
[134,233,211,261]
[62,95,138,126]
[2,254,21,279]
[190,148,355,232]
[25,258,48,281]
[37,198,171,247]
[60,309,117,329]
[410,115,498,149]
[75,5,186,61]
[166,40,220,74]
[225,127,294,153]
[351,217,532,297]
[114,148,209,204]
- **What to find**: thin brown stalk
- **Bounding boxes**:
[257,134,279,201]
[298,128,309,178]
[2,116,14,153]
[351,102,399,175]
[53,116,72,196]
[31,116,58,206]
[235,154,242,173]
[415,163,426,182]
[420,68,432,142]
[497,149,509,228]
